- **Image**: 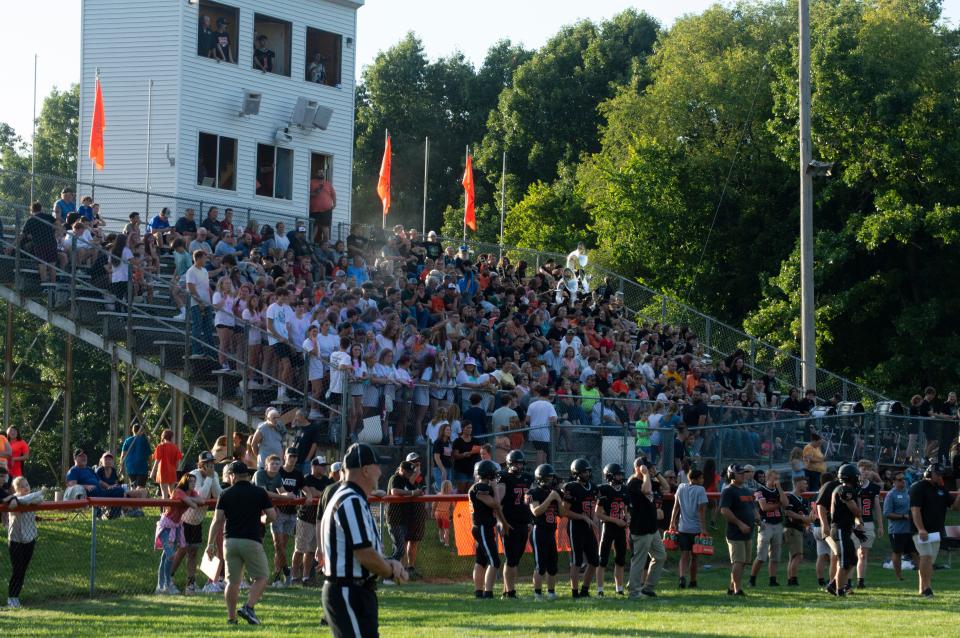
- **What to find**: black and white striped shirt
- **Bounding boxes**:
[321,482,382,579]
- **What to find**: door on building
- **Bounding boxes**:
[309,153,333,242]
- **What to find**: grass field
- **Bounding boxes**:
[3,509,960,636]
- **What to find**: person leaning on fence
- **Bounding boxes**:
[155,473,203,595]
[151,429,183,498]
[5,472,44,609]
[172,451,223,594]
[206,460,277,626]
[294,456,331,587]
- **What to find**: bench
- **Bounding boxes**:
[943,525,960,568]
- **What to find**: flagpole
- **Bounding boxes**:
[499,150,506,262]
[463,145,468,243]
[145,78,154,216]
[421,136,429,235]
[30,54,37,204]
[382,129,388,229]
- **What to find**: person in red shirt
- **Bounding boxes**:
[309,169,336,244]
[6,427,29,478]
[152,429,183,498]
[155,473,202,594]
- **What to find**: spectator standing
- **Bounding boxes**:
[151,429,183,498]
[386,461,421,584]
[451,423,481,493]
[719,464,755,596]
[251,408,285,470]
[174,451,222,594]
[308,53,327,84]
[624,458,666,598]
[185,250,215,357]
[119,424,152,488]
[212,17,234,63]
[0,429,9,471]
[909,463,960,597]
[883,472,917,581]
[6,475,44,608]
[253,454,293,589]
[669,468,708,590]
[526,386,557,465]
[21,202,58,283]
[294,456,331,587]
[6,427,27,478]
[802,433,826,490]
[275,448,304,586]
[54,187,76,222]
[155,473,202,595]
[206,461,277,626]
[198,14,215,56]
[253,36,275,73]
[309,169,336,244]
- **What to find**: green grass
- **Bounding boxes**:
[4,509,960,636]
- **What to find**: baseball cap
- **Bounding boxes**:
[285,447,299,456]
[312,455,328,466]
[464,357,477,366]
[743,464,755,472]
[297,225,306,232]
[400,461,416,472]
[74,448,86,457]
[227,460,252,476]
[405,452,421,463]
[447,283,457,289]
[330,461,343,473]
[343,443,383,469]
[198,451,215,463]
[727,463,747,475]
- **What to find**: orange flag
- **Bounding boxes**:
[377,134,391,216]
[462,154,476,231]
[89,76,106,171]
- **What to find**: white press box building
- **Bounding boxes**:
[77,0,363,231]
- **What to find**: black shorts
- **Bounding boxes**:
[890,532,917,555]
[599,524,627,567]
[473,525,501,569]
[923,421,941,440]
[503,523,530,567]
[183,522,202,546]
[127,474,147,488]
[677,531,698,552]
[568,521,599,568]
[406,510,426,543]
[532,524,558,575]
[833,528,857,569]
[273,342,293,360]
[311,210,333,228]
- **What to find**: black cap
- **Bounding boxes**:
[727,463,746,476]
[343,443,381,469]
[400,461,416,473]
[74,448,86,457]
[198,451,215,463]
[924,463,944,478]
[227,460,252,476]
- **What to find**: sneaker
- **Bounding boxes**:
[202,582,221,594]
[533,592,543,602]
[688,581,698,589]
[596,589,604,597]
[921,588,934,598]
[748,576,756,588]
[826,582,837,595]
[7,598,20,609]
[857,579,866,589]
[237,605,261,625]
[735,590,746,597]
[769,578,780,587]
[220,363,231,371]
[546,592,557,601]
[787,577,799,587]
[382,579,396,586]
[639,589,657,598]
[173,309,186,321]
[616,589,625,596]
[727,589,734,596]
[678,576,687,589]
[186,583,198,595]
[166,584,181,595]
[277,387,287,401]
[227,619,238,625]
[155,586,167,595]
[271,579,285,589]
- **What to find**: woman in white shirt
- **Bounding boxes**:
[272,222,290,254]
[212,278,236,370]
[108,234,135,302]
[302,324,325,416]
[241,295,265,384]
[348,343,368,437]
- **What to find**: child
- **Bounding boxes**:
[433,480,455,547]
[155,473,202,594]
[7,476,44,608]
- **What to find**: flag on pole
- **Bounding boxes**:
[89,75,106,170]
[462,153,476,231]
[377,134,391,216]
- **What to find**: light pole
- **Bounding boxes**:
[799,0,816,392]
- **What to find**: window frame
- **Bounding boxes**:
[255,143,294,201]
[304,27,343,87]
[196,0,240,66]
[197,131,238,192]
[253,13,293,78]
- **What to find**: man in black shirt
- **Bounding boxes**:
[198,15,215,57]
[815,471,841,589]
[499,450,532,599]
[213,17,234,63]
[294,457,331,587]
[562,459,600,598]
[470,460,508,599]
[749,469,788,587]
[386,462,421,569]
[596,463,628,596]
[625,458,665,598]
[452,423,481,493]
[828,463,862,596]
[206,461,277,625]
[719,464,755,596]
[527,463,561,601]
[783,475,814,586]
[253,35,275,73]
[909,463,960,597]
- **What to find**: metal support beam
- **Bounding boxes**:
[173,389,184,449]
[3,303,12,428]
[799,0,817,391]
[109,350,119,454]
[225,416,234,458]
[124,364,133,436]
[62,334,73,476]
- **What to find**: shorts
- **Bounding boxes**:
[568,521,600,567]
[677,531,698,552]
[726,539,751,564]
[890,532,917,555]
[272,342,293,360]
[294,518,317,554]
[784,527,805,556]
[813,526,832,557]
[183,522,203,547]
[756,522,783,563]
[215,324,234,330]
[859,522,876,550]
[532,524,558,576]
[503,524,530,568]
[406,511,426,543]
[224,538,269,582]
[913,534,940,558]
[832,528,857,569]
[271,512,297,536]
[310,210,333,228]
[435,516,450,530]
[473,524,501,568]
[599,524,627,567]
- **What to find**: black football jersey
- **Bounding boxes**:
[597,483,628,524]
[527,486,559,528]
[562,480,597,525]
[858,482,881,521]
[500,471,533,525]
[754,484,784,525]
[830,483,858,530]
[469,481,496,526]
[784,492,810,531]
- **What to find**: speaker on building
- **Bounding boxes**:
[313,105,333,130]
[292,97,319,128]
[240,91,261,116]
[274,127,293,145]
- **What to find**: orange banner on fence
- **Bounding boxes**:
[453,501,572,557]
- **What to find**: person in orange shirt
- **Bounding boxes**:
[151,429,183,498]
[6,427,29,478]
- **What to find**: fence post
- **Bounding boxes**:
[749,337,758,371]
[339,382,350,457]
[126,275,134,348]
[704,317,712,352]
[660,297,667,324]
[89,506,98,597]
[241,324,250,412]
[69,234,78,318]
[13,208,22,294]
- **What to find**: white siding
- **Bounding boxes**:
[78,0,182,222]
[78,0,361,231]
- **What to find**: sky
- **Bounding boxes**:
[3,0,960,146]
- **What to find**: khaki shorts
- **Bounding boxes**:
[784,527,805,557]
[756,523,783,562]
[294,518,317,554]
[859,522,876,550]
[225,538,269,582]
[812,526,831,557]
[727,539,751,564]
[913,534,940,558]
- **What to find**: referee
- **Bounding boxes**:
[320,443,407,637]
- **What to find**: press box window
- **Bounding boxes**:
[256,144,293,200]
[197,1,239,64]
[197,132,237,191]
[305,28,342,86]
[253,14,292,77]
